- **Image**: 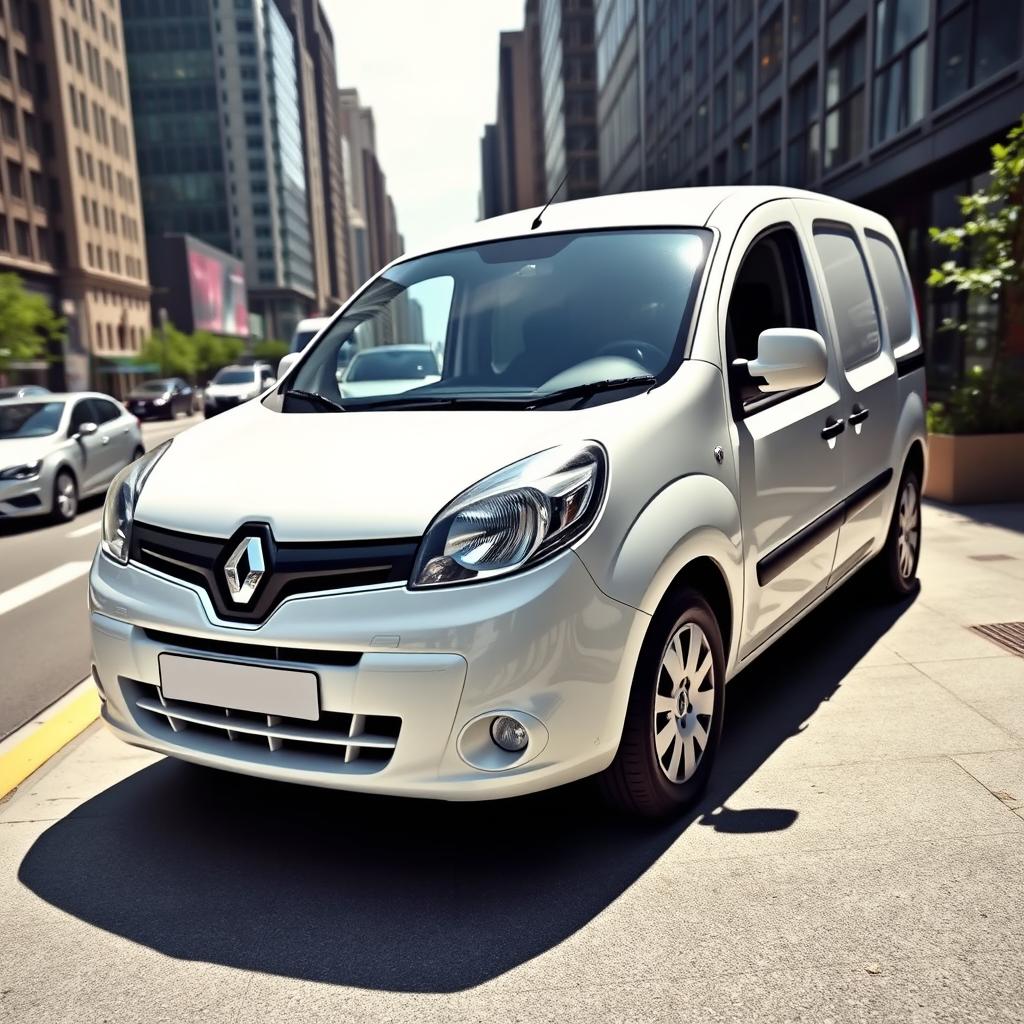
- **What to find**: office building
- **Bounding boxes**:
[338,88,403,285]
[123,0,339,341]
[538,0,599,199]
[596,0,642,192]
[639,0,1024,388]
[1,0,150,391]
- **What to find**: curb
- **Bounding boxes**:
[0,679,100,799]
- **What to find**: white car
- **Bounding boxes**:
[338,344,442,399]
[1,392,143,522]
[90,187,926,817]
[202,364,275,418]
[289,317,332,354]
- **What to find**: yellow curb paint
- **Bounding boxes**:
[0,687,100,799]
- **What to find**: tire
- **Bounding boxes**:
[49,469,78,523]
[872,464,922,599]
[600,587,726,818]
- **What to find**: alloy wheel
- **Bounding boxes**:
[896,477,919,581]
[653,622,715,784]
[56,474,77,519]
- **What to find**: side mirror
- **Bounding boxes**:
[77,421,98,438]
[277,352,301,380]
[746,328,828,393]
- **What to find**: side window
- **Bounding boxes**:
[812,224,882,368]
[726,225,816,410]
[92,398,120,423]
[864,232,916,354]
[68,399,96,433]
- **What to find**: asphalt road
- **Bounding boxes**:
[0,413,200,739]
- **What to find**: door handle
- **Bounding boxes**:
[821,416,845,440]
[849,404,870,425]
[101,435,110,445]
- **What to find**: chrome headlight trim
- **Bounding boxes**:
[410,442,607,589]
[101,441,172,564]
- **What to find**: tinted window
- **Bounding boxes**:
[813,226,882,367]
[727,226,816,365]
[865,232,914,350]
[0,401,65,438]
[92,398,121,423]
[69,399,96,431]
[346,349,439,382]
[213,369,256,385]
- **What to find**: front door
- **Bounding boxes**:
[717,201,847,658]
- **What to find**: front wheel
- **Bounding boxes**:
[600,588,725,818]
[49,469,78,523]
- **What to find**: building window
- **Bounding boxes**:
[935,0,1022,109]
[22,111,38,151]
[6,160,23,199]
[734,130,752,183]
[734,46,752,111]
[758,104,782,183]
[713,10,728,60]
[824,26,866,171]
[15,52,31,92]
[734,0,753,31]
[14,219,31,257]
[873,0,927,143]
[790,0,820,51]
[0,100,16,140]
[759,10,783,86]
[30,170,44,207]
[788,72,819,186]
[713,77,728,132]
[714,149,728,183]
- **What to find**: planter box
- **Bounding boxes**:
[924,432,1024,504]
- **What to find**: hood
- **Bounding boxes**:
[135,398,610,542]
[0,435,55,469]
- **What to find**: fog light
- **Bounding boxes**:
[490,715,528,753]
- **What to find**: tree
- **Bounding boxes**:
[0,273,65,374]
[193,331,244,381]
[927,116,1024,432]
[136,323,197,379]
[252,338,289,363]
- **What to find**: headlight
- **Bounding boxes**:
[101,441,172,563]
[0,460,42,480]
[410,443,607,588]
[153,397,167,406]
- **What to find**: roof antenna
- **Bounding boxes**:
[531,169,570,230]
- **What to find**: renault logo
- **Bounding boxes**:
[224,536,266,604]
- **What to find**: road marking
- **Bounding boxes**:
[0,562,91,617]
[0,678,99,799]
[67,521,100,538]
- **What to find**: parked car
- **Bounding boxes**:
[125,378,194,420]
[1,392,143,523]
[202,363,275,418]
[0,384,50,399]
[338,344,441,399]
[91,187,926,816]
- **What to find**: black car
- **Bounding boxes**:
[125,378,194,420]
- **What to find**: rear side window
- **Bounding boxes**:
[813,225,882,368]
[864,232,915,350]
[92,398,121,423]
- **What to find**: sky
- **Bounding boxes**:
[326,0,527,254]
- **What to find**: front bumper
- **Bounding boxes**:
[0,472,47,518]
[89,549,649,800]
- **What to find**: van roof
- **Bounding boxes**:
[401,186,855,263]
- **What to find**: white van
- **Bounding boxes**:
[289,317,331,354]
[91,187,926,817]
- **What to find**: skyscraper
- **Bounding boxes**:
[3,0,150,390]
[595,0,642,193]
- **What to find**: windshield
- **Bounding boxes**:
[345,348,439,382]
[286,229,710,410]
[0,401,65,439]
[213,369,256,385]
[138,381,172,393]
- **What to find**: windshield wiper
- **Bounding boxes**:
[283,388,345,412]
[343,394,531,411]
[526,375,658,409]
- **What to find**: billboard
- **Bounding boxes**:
[187,244,249,337]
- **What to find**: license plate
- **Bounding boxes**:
[158,653,319,721]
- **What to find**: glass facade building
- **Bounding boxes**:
[636,0,1024,388]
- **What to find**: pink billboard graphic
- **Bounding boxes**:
[188,247,249,336]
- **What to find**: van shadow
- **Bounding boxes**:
[18,575,915,993]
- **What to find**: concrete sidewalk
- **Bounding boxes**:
[2,502,1023,1023]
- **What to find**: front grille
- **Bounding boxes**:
[123,677,401,773]
[131,520,419,624]
[143,628,362,666]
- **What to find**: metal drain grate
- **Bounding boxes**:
[969,554,1017,563]
[970,622,1024,657]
